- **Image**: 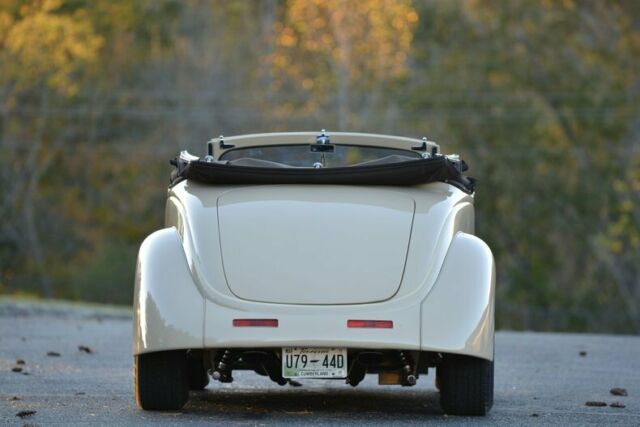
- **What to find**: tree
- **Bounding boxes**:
[0,0,102,297]
[271,0,418,129]
[406,0,640,331]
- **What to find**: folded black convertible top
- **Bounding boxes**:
[170,156,475,193]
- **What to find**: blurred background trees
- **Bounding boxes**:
[0,0,638,333]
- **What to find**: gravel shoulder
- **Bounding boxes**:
[0,298,639,426]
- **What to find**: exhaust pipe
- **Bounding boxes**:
[346,351,384,387]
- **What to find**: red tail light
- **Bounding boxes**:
[233,319,278,327]
[347,319,393,329]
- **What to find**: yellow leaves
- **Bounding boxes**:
[406,10,418,24]
[488,71,507,86]
[602,153,640,256]
[1,0,103,96]
[312,16,325,30]
[612,179,626,193]
[392,15,405,30]
[279,27,296,47]
[19,0,61,16]
[561,0,576,11]
[0,10,12,38]
[272,0,418,97]
[620,199,634,213]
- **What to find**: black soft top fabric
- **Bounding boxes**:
[170,155,475,193]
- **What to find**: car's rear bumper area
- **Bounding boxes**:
[202,300,421,351]
[134,228,495,361]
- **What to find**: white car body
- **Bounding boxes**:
[133,132,495,415]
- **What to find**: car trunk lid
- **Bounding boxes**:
[217,186,415,305]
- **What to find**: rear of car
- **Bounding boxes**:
[133,132,495,415]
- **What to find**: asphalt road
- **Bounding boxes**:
[0,298,639,426]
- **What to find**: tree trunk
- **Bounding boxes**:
[22,89,53,298]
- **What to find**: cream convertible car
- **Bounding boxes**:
[133,132,495,415]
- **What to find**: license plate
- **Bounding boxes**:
[282,347,347,379]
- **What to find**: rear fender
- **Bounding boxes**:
[420,232,495,360]
[133,227,204,355]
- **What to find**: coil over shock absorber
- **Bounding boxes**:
[399,350,417,386]
[212,349,236,383]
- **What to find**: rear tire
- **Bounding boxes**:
[437,354,493,416]
[134,350,189,410]
[186,358,209,390]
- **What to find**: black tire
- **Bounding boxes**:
[134,350,189,410]
[437,354,494,416]
[186,358,209,390]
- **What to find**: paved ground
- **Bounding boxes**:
[0,298,638,426]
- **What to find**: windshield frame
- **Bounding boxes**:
[218,143,422,168]
[212,132,439,159]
